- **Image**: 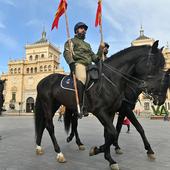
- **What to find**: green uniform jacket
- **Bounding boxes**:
[63,35,103,66]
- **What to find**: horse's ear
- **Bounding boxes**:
[151,40,159,53]
[160,46,164,51]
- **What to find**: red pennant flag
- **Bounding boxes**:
[95,0,102,27]
[51,0,67,30]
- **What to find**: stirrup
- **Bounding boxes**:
[77,112,83,119]
[83,111,89,117]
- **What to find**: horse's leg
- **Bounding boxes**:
[40,100,66,163]
[35,119,46,155]
[66,115,75,143]
[72,114,85,150]
[113,111,125,154]
[124,104,155,160]
[35,96,46,155]
[90,113,119,170]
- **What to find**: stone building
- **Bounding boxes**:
[0,31,64,112]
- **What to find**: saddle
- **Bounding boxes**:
[60,64,100,91]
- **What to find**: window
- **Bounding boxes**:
[31,67,33,73]
[144,102,150,110]
[40,66,43,72]
[44,65,47,71]
[48,65,52,71]
[26,68,29,74]
[35,55,38,60]
[14,68,17,74]
[49,53,52,58]
[29,55,33,61]
[12,92,16,102]
[10,68,13,74]
[41,54,44,58]
[34,67,37,73]
[18,68,21,74]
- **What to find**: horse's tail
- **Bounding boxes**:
[64,108,72,134]
[34,94,44,139]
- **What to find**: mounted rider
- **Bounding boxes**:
[63,22,104,118]
[103,42,109,60]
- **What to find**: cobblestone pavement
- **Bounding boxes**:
[0,115,170,170]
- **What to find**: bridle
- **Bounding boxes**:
[101,49,164,99]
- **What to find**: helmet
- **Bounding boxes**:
[74,22,88,34]
[104,42,110,49]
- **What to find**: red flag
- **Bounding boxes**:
[95,0,102,27]
[51,0,67,30]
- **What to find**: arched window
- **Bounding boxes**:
[31,67,33,73]
[10,68,13,74]
[48,65,52,71]
[34,67,37,73]
[18,68,21,74]
[26,68,29,74]
[35,55,38,60]
[29,55,33,61]
[40,66,43,72]
[44,65,47,71]
[41,54,44,59]
[14,68,17,74]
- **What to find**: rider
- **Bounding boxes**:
[103,42,110,60]
[63,22,104,118]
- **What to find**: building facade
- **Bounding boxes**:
[1,31,64,112]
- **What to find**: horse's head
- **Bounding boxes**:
[144,69,170,106]
[135,40,165,78]
[0,79,6,93]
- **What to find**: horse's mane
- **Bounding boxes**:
[106,45,165,69]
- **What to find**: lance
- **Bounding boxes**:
[95,0,105,61]
[64,8,81,115]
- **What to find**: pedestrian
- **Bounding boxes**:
[123,117,131,133]
[58,105,65,122]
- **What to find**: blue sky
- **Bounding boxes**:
[0,0,170,73]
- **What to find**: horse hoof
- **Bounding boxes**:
[36,148,44,155]
[110,163,119,170]
[79,145,85,151]
[147,154,156,160]
[66,137,72,143]
[89,146,97,156]
[56,152,66,163]
[115,149,123,155]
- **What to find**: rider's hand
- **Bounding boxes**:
[99,42,105,50]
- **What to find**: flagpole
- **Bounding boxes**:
[64,9,81,114]
[99,0,105,61]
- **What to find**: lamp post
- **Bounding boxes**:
[18,102,21,116]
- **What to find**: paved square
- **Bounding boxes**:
[0,115,170,170]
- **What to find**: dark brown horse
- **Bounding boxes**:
[34,41,166,170]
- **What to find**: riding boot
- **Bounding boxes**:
[77,82,89,118]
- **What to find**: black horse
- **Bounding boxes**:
[113,69,170,158]
[65,69,170,159]
[0,79,6,116]
[34,41,166,170]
